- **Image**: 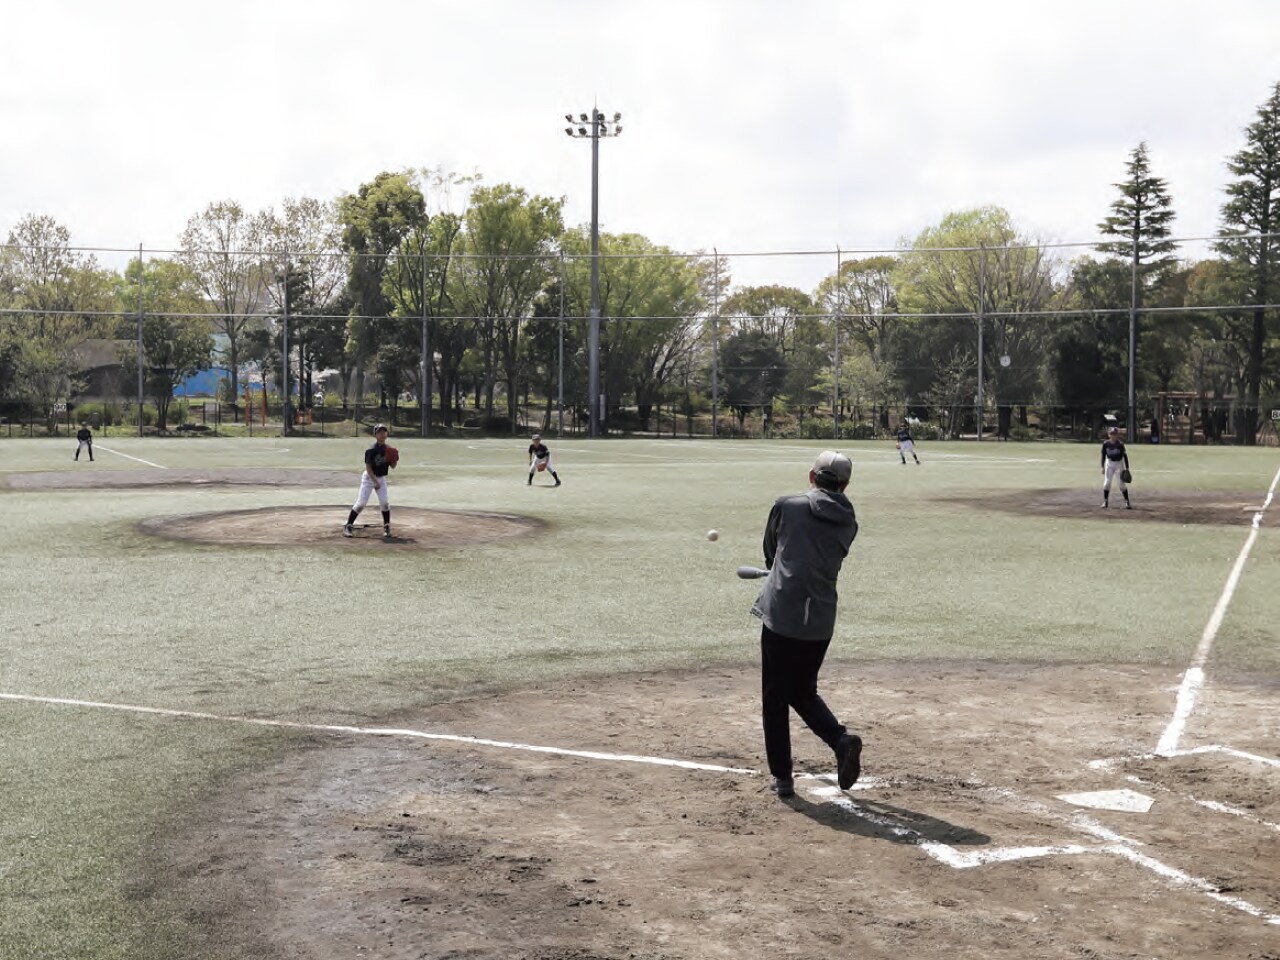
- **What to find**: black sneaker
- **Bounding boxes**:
[554,479,561,487]
[343,524,353,538]
[383,525,392,540]
[772,777,794,798]
[527,476,533,486]
[836,734,862,790]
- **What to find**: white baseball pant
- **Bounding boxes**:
[1102,459,1127,493]
[352,473,390,511]
[529,455,553,475]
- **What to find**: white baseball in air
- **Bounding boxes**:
[706,529,719,541]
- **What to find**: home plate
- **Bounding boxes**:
[1057,788,1154,813]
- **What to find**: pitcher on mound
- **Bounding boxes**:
[344,423,397,539]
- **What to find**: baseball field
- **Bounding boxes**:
[1,436,1278,959]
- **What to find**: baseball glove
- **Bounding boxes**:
[386,445,399,468]
[1120,468,1132,484]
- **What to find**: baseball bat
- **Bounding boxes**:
[737,565,769,579]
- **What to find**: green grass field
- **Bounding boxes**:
[1,437,1278,959]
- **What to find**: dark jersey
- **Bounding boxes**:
[1101,439,1127,465]
[365,443,390,477]
[76,427,92,443]
[896,427,914,443]
[529,442,550,459]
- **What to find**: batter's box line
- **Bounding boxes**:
[1089,743,1280,772]
[806,784,1280,926]
[1121,774,1280,836]
[8,690,1278,925]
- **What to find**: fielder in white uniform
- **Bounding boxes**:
[895,424,920,465]
[1100,426,1131,509]
[344,423,395,538]
[527,434,561,487]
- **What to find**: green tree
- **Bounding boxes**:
[561,229,706,430]
[339,171,428,408]
[1215,81,1280,445]
[719,328,787,431]
[177,201,270,412]
[451,183,563,426]
[895,207,1055,438]
[115,258,213,430]
[0,215,114,431]
[815,256,901,428]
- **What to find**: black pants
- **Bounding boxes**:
[760,624,846,781]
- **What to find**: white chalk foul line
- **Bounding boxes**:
[0,691,756,775]
[1089,743,1280,772]
[1156,462,1280,756]
[1123,774,1280,835]
[95,446,168,469]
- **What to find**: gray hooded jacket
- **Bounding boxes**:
[750,487,858,641]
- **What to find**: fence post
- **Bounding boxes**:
[711,248,720,438]
[137,242,145,437]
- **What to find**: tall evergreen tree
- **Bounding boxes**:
[1096,142,1178,439]
[1215,82,1280,446]
[1097,141,1179,298]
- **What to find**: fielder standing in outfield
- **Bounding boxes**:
[1100,425,1131,509]
[895,421,921,465]
[751,450,862,799]
[527,433,561,487]
[343,423,397,539]
[74,423,94,462]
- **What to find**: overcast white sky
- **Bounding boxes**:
[2,0,1277,291]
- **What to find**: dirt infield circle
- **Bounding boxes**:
[138,505,541,549]
[952,487,1280,526]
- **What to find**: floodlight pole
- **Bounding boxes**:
[281,259,290,437]
[833,246,842,440]
[565,107,621,438]
[136,243,144,437]
[977,243,986,442]
[712,249,720,438]
[558,251,566,437]
[1128,236,1138,442]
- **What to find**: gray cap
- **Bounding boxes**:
[373,423,388,434]
[812,449,852,485]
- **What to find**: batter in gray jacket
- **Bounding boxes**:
[751,450,862,798]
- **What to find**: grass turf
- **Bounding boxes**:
[1,437,1278,958]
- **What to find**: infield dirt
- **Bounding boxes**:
[150,661,1280,959]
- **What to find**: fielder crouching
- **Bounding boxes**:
[344,423,396,539]
[1100,425,1131,509]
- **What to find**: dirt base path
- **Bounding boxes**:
[155,662,1280,959]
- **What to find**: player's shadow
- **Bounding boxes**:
[783,790,990,846]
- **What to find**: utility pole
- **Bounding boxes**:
[564,107,622,437]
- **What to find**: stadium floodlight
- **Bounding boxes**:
[565,114,573,122]
[561,106,624,439]
[565,127,574,136]
[579,113,588,122]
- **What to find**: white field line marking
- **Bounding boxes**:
[0,692,755,776]
[7,691,1280,924]
[1089,743,1280,772]
[1156,462,1280,756]
[808,784,1102,867]
[1073,818,1280,925]
[94,446,168,469]
[1123,774,1280,835]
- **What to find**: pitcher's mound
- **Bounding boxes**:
[138,505,541,549]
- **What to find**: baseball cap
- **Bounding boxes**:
[1108,426,1119,435]
[531,433,542,441]
[812,450,852,485]
[373,423,388,434]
